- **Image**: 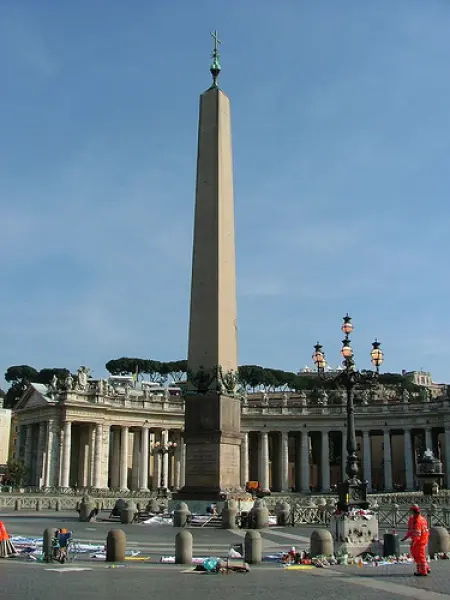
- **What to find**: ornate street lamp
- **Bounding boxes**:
[151,439,177,492]
[313,314,384,513]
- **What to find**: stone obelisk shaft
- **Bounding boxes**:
[182,85,241,497]
[188,88,238,375]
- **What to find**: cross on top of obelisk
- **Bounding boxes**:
[210,29,222,88]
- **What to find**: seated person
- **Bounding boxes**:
[55,528,72,549]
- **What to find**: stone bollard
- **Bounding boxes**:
[251,498,269,529]
[14,499,21,511]
[106,529,126,562]
[43,528,57,563]
[147,498,160,514]
[244,530,262,564]
[276,502,291,526]
[222,499,238,529]
[120,501,138,525]
[36,499,42,512]
[79,496,98,522]
[111,498,127,517]
[175,530,193,564]
[55,499,61,512]
[173,502,191,528]
[429,527,450,558]
[310,529,334,558]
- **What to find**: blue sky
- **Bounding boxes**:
[1,0,450,388]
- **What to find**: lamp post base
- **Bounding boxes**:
[337,479,369,513]
[330,513,380,557]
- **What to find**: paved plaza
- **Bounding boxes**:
[1,511,450,598]
[2,556,450,600]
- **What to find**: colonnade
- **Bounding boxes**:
[241,425,450,492]
[15,421,450,493]
[16,421,186,491]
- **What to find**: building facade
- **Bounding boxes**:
[11,368,450,493]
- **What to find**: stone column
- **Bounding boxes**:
[78,426,90,487]
[24,424,33,484]
[154,452,162,490]
[36,422,46,487]
[240,432,249,488]
[139,427,150,491]
[93,423,103,489]
[320,430,330,492]
[44,419,56,487]
[101,424,110,489]
[110,428,120,489]
[174,436,181,491]
[403,428,414,491]
[161,430,169,489]
[280,431,289,491]
[259,431,270,491]
[60,421,72,488]
[425,427,433,452]
[149,432,157,490]
[300,430,309,492]
[131,430,141,490]
[179,437,186,489]
[445,427,450,488]
[119,426,129,491]
[383,429,393,491]
[58,427,64,486]
[88,425,95,486]
[362,430,372,491]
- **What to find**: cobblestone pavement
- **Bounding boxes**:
[320,561,450,599]
[2,511,450,599]
[0,511,411,553]
[0,560,437,600]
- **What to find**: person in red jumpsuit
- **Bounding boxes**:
[401,504,430,576]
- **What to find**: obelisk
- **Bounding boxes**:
[180,31,241,499]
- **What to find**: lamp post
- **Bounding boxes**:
[151,439,177,493]
[312,314,384,513]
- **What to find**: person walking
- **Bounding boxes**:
[401,504,430,576]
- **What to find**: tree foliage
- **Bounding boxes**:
[104,358,420,393]
[6,459,27,486]
[104,358,187,383]
[3,358,421,410]
[3,365,70,409]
